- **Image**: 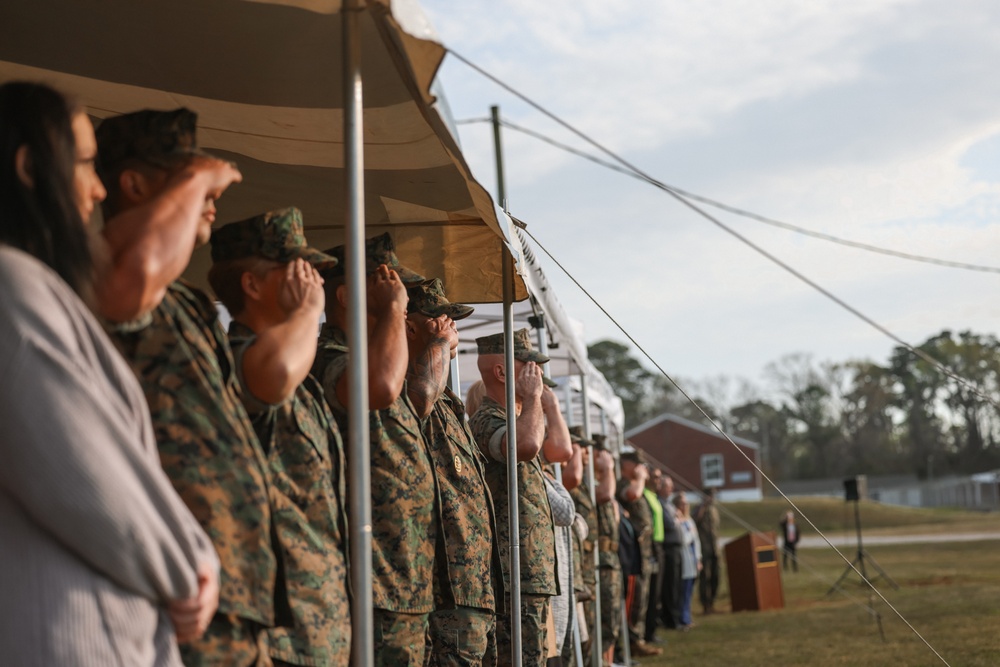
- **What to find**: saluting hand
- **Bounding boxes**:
[188,154,242,202]
[595,449,613,474]
[368,264,407,317]
[513,361,543,401]
[421,314,459,350]
[277,258,325,317]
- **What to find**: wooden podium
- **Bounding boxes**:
[724,531,784,612]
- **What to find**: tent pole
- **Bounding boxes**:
[343,3,373,666]
[581,374,602,667]
[493,104,523,667]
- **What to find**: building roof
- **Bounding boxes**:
[624,412,760,451]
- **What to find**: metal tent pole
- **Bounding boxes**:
[492,104,523,667]
[343,3,373,665]
[581,376,602,667]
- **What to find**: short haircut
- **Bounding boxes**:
[207,256,272,316]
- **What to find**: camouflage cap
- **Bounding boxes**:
[591,433,609,451]
[322,232,424,284]
[620,449,646,465]
[96,108,211,179]
[543,375,558,388]
[475,328,549,363]
[568,425,594,447]
[210,207,337,269]
[406,278,474,321]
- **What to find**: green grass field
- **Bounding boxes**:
[636,519,1000,667]
[715,497,998,538]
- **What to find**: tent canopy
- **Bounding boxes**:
[0,0,527,302]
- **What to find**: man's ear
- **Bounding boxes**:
[118,169,146,205]
[404,316,417,340]
[335,284,348,308]
[14,145,33,188]
[240,271,260,302]
[493,363,505,383]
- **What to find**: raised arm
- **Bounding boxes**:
[594,450,616,504]
[619,464,648,502]
[508,362,546,461]
[406,315,458,418]
[540,385,573,464]
[334,265,409,410]
[97,156,241,322]
[241,259,325,405]
[560,442,584,491]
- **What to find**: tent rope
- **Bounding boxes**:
[522,225,952,667]
[446,48,999,411]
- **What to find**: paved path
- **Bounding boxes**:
[797,531,1000,548]
[721,531,1000,549]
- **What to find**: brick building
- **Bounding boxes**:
[625,413,763,501]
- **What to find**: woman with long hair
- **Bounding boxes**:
[672,491,702,630]
[0,81,219,666]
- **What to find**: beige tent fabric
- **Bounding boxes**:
[0,0,526,302]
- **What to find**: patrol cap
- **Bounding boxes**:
[543,376,558,389]
[210,207,337,269]
[96,108,211,178]
[568,425,594,447]
[591,433,609,451]
[620,449,645,465]
[476,328,549,364]
[322,232,424,284]
[406,278,474,321]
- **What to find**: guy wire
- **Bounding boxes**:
[446,48,998,410]
[522,224,951,667]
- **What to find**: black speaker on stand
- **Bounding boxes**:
[827,476,899,597]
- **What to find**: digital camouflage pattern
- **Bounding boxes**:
[474,328,549,363]
[406,278,474,321]
[210,208,337,268]
[179,613,267,667]
[570,481,598,657]
[108,282,276,627]
[468,395,558,597]
[428,606,496,667]
[313,323,438,613]
[495,594,549,667]
[229,323,351,665]
[321,232,425,284]
[599,565,622,657]
[423,387,497,611]
[373,609,428,667]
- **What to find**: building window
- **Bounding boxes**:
[701,454,724,488]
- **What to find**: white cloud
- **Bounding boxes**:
[422,0,1000,385]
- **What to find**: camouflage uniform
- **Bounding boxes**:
[618,474,653,644]
[424,387,500,665]
[597,500,622,661]
[569,481,598,659]
[109,282,277,666]
[212,210,351,666]
[315,323,437,667]
[469,393,557,667]
[97,107,278,666]
[404,278,499,667]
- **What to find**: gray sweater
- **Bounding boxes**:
[0,247,218,666]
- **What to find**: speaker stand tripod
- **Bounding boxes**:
[826,498,899,597]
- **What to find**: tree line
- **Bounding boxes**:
[588,330,1000,481]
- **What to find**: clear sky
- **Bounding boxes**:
[419,0,1000,398]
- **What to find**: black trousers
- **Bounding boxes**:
[659,543,683,630]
